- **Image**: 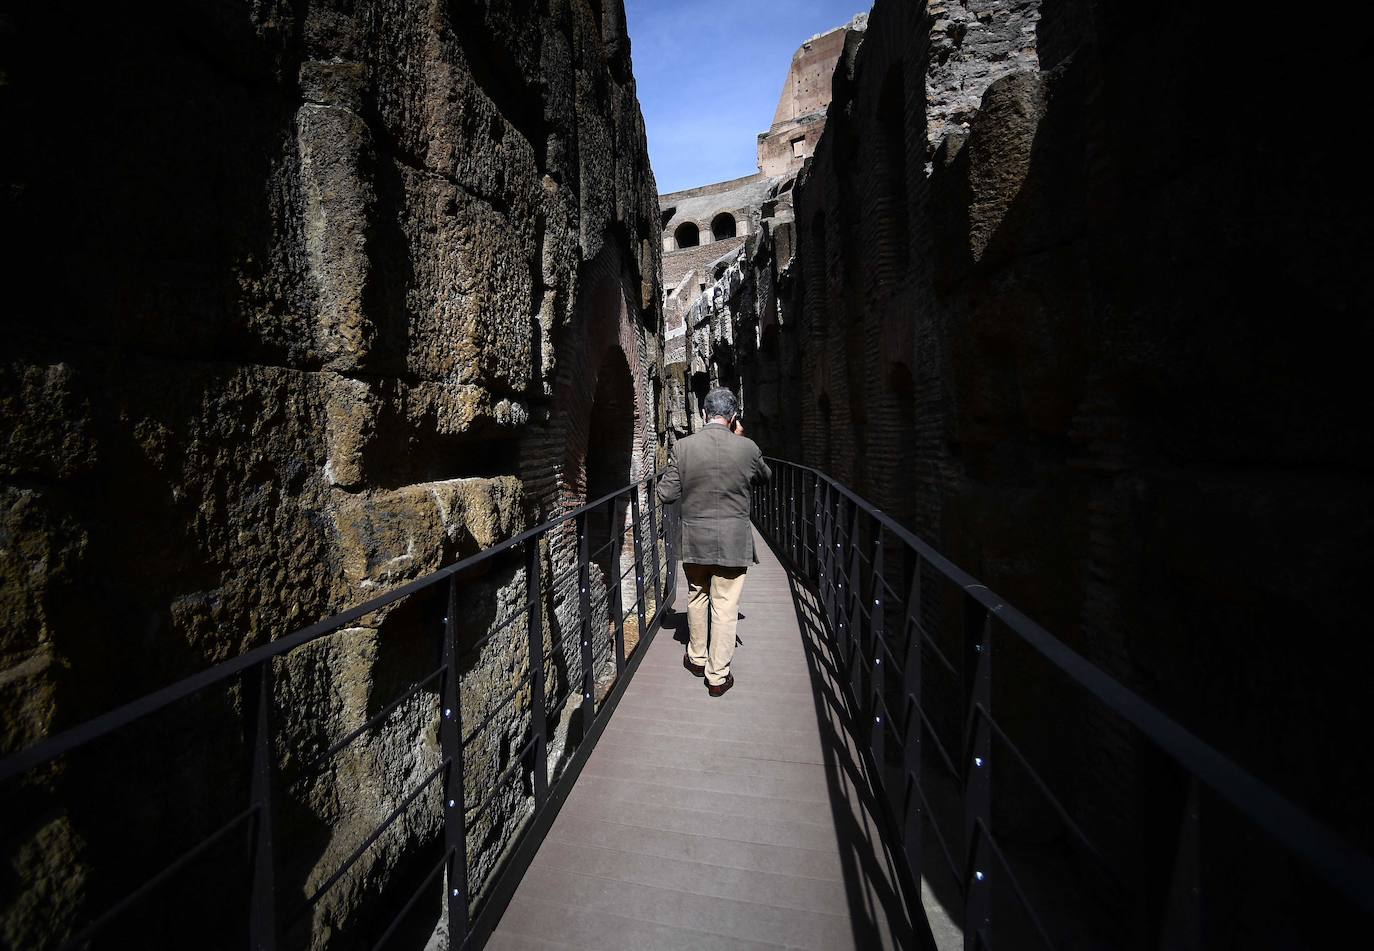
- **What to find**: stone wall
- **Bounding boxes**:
[662,236,748,291]
[0,0,663,947]
[728,0,1372,943]
[757,17,866,177]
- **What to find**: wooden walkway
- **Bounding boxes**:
[489,530,916,950]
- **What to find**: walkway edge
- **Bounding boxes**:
[471,597,671,948]
[755,519,939,951]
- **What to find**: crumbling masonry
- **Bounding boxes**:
[1,1,663,947]
[668,0,1372,943]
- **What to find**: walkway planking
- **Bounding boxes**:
[489,529,915,950]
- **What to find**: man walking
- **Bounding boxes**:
[657,387,772,696]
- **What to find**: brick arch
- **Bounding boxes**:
[673,221,699,249]
[553,244,651,517]
[585,346,635,502]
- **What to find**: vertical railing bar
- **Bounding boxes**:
[789,466,799,564]
[440,577,470,946]
[609,494,626,676]
[1160,775,1204,948]
[903,551,925,891]
[822,480,837,630]
[768,463,774,535]
[847,501,863,700]
[802,470,813,574]
[963,596,993,948]
[871,523,886,776]
[823,483,836,637]
[526,537,549,807]
[776,465,784,554]
[630,485,648,654]
[577,512,594,724]
[248,662,277,951]
[666,494,679,608]
[766,463,773,535]
[774,465,781,551]
[646,468,662,622]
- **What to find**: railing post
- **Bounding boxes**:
[902,557,925,888]
[526,539,549,806]
[769,467,778,546]
[665,498,679,605]
[788,466,799,564]
[824,494,835,651]
[1160,776,1203,949]
[761,469,770,534]
[777,467,784,543]
[962,594,993,950]
[846,502,863,697]
[247,663,277,951]
[820,481,836,629]
[870,529,886,773]
[808,472,820,581]
[577,512,595,727]
[769,465,777,537]
[630,485,648,649]
[440,578,470,946]
[646,472,662,622]
[609,495,626,676]
[764,467,771,534]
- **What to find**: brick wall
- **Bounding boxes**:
[733,0,1373,941]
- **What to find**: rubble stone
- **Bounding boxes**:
[0,0,663,946]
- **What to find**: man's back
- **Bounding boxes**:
[659,422,771,568]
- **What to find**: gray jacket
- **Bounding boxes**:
[658,423,772,568]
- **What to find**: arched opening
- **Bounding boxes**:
[674,221,699,248]
[711,212,737,241]
[585,348,636,583]
[760,323,779,356]
[690,371,709,424]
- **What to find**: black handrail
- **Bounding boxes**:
[1,471,679,951]
[752,457,1374,946]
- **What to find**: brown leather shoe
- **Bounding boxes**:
[706,673,734,697]
[683,655,705,677]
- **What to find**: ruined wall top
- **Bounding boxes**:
[767,14,868,130]
[757,13,868,178]
[659,12,866,254]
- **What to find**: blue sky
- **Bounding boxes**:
[625,0,869,195]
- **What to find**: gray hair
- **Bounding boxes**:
[703,387,738,421]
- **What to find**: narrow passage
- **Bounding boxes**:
[491,529,914,949]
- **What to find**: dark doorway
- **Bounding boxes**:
[711,212,737,241]
[586,349,635,581]
[690,371,710,423]
[674,221,699,249]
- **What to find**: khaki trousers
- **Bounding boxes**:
[684,563,747,686]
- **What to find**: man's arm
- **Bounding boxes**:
[658,444,682,503]
[752,445,772,484]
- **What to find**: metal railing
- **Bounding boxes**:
[752,457,1374,949]
[0,473,678,950]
